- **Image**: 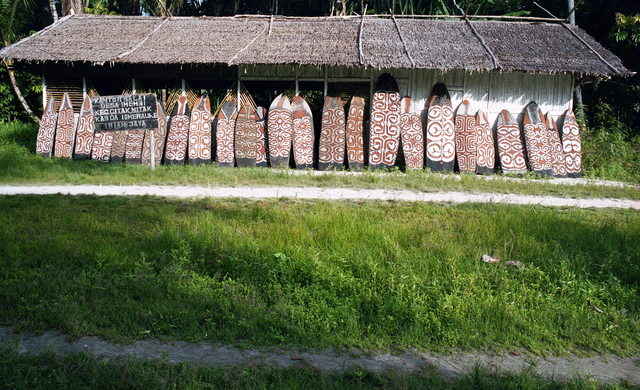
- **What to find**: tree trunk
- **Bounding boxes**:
[50,0,58,22]
[4,60,40,124]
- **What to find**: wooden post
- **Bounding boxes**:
[237,71,241,111]
[181,79,186,96]
[150,128,155,171]
[42,73,47,109]
[132,78,137,94]
[324,66,328,98]
[82,77,87,98]
[369,71,374,106]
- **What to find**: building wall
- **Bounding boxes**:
[240,65,574,125]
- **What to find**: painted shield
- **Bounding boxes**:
[267,93,293,168]
[319,96,346,171]
[91,131,114,163]
[400,96,424,170]
[142,102,167,166]
[256,107,269,168]
[454,100,476,173]
[496,110,526,174]
[54,93,75,159]
[215,99,236,168]
[189,96,212,165]
[545,113,567,178]
[292,95,314,170]
[369,91,401,171]
[36,97,58,158]
[124,129,145,164]
[561,110,582,178]
[475,109,495,175]
[523,102,553,177]
[235,104,258,168]
[165,96,190,166]
[73,95,94,160]
[346,95,365,171]
[110,130,128,163]
[426,83,455,173]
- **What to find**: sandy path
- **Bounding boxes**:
[0,185,638,209]
[2,327,638,385]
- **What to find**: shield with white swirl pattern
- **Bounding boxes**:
[523,102,553,177]
[454,100,476,173]
[475,110,494,175]
[292,95,314,170]
[54,93,75,159]
[36,97,57,158]
[235,104,258,168]
[267,94,293,169]
[561,110,582,178]
[545,113,567,178]
[426,83,455,173]
[73,95,94,160]
[369,91,401,171]
[400,96,424,170]
[189,96,212,166]
[319,96,346,171]
[346,95,365,171]
[496,110,526,174]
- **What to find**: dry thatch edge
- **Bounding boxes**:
[0,15,626,77]
[0,14,73,59]
[187,13,564,23]
[563,25,623,76]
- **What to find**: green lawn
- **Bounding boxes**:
[1,195,638,354]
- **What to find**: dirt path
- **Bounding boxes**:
[1,327,638,385]
[0,185,638,209]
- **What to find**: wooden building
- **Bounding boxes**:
[0,14,631,126]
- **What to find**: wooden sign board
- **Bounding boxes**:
[92,94,158,132]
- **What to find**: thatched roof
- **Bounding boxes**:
[0,14,631,76]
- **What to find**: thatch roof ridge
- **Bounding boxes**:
[0,14,632,76]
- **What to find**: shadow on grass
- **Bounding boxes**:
[0,195,638,353]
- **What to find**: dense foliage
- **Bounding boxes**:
[582,103,640,182]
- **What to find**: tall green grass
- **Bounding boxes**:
[0,121,638,199]
[1,195,638,354]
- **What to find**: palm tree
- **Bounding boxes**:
[1,0,40,122]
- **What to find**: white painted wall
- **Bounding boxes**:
[241,65,574,126]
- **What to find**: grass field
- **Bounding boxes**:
[1,121,638,200]
[2,121,639,388]
[1,195,638,354]
[3,349,633,390]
